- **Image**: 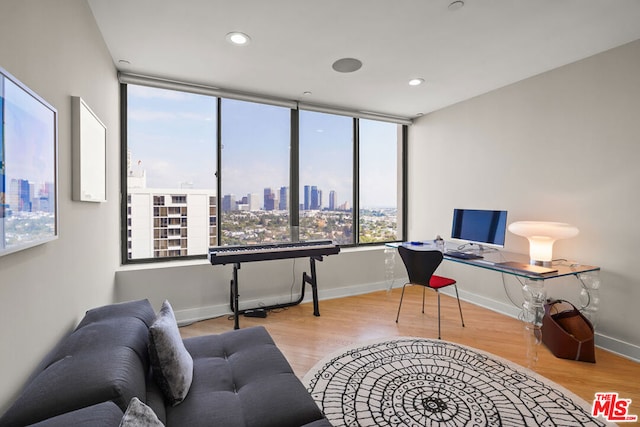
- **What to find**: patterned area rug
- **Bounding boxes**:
[303,337,614,427]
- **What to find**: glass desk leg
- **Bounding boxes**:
[384,246,396,291]
[520,278,546,368]
[578,270,601,329]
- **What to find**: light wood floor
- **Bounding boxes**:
[180,288,640,418]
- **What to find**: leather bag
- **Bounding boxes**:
[542,299,595,363]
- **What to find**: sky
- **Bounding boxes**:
[3,77,56,193]
[127,84,398,208]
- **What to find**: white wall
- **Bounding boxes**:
[0,0,120,412]
[408,39,640,359]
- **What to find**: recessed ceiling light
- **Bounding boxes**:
[226,32,251,46]
[303,91,313,96]
[332,58,363,73]
[118,59,131,65]
[448,0,464,11]
[409,78,425,86]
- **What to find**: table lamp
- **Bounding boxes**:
[508,221,579,267]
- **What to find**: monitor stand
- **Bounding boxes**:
[467,243,493,256]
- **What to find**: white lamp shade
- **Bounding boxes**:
[508,221,579,265]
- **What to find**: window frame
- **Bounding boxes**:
[120,82,407,264]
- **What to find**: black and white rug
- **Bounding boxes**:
[302,337,614,427]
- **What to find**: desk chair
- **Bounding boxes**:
[395,246,465,339]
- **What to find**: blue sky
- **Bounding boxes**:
[3,77,56,191]
[127,84,398,208]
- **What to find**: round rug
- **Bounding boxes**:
[302,337,613,427]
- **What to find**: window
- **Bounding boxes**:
[358,119,401,243]
[125,84,217,261]
[122,81,405,263]
[219,99,291,245]
[299,111,353,244]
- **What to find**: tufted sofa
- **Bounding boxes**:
[0,299,331,426]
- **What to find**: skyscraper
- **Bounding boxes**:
[222,194,235,212]
[311,186,319,210]
[279,186,289,210]
[247,193,260,211]
[303,185,311,211]
[329,190,337,211]
[264,188,275,211]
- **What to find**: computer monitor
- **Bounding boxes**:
[450,209,508,249]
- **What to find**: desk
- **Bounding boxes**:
[386,242,601,366]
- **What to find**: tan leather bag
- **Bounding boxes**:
[542,300,595,363]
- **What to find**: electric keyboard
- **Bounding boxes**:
[209,240,340,329]
[209,240,340,265]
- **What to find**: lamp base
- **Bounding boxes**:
[531,259,553,268]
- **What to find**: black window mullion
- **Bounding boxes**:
[353,117,360,245]
[401,124,408,242]
[216,97,222,247]
[290,109,300,241]
[120,83,129,264]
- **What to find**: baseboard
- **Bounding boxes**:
[445,287,640,363]
[174,281,640,362]
[594,333,640,362]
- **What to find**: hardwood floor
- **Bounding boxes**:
[180,287,640,418]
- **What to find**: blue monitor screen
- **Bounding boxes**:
[450,209,508,247]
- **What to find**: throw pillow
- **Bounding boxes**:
[148,300,193,406]
[120,397,164,427]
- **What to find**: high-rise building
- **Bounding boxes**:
[329,190,337,211]
[311,186,319,210]
[264,188,275,211]
[126,154,217,260]
[222,194,236,212]
[127,188,217,259]
[247,193,260,211]
[9,179,32,212]
[303,185,311,210]
[279,186,289,210]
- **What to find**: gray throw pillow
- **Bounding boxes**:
[148,300,193,406]
[120,397,164,427]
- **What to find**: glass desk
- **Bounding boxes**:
[386,241,601,366]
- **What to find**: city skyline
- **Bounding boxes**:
[127,84,399,209]
[221,184,351,212]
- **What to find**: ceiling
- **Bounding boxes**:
[87,0,640,120]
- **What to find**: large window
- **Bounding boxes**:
[122,82,405,263]
[359,119,401,243]
[220,99,290,245]
[125,85,217,260]
[299,111,353,244]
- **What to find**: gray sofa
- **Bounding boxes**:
[0,299,332,426]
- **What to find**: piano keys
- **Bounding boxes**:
[209,240,340,265]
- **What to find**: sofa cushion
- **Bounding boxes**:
[148,300,193,406]
[119,397,164,427]
[77,299,157,329]
[0,300,154,427]
[165,326,328,427]
[26,401,123,427]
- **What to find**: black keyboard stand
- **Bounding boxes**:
[229,255,324,329]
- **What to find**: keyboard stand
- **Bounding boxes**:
[229,255,324,329]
